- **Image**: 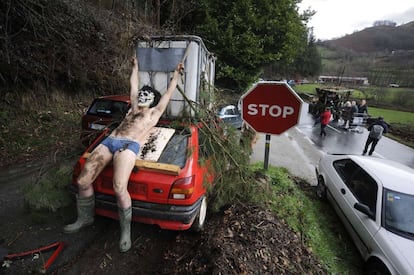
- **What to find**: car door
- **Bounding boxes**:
[332,159,382,257]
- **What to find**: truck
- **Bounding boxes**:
[308,86,353,120]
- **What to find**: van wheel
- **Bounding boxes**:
[365,260,390,275]
[316,177,327,200]
[191,196,207,232]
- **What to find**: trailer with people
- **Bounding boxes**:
[308,86,370,133]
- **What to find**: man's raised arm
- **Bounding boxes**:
[129,57,139,111]
[153,63,184,115]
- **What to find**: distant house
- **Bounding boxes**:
[318,76,369,86]
[373,20,397,27]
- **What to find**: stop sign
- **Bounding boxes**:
[241,81,303,135]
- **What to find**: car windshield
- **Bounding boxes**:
[88,99,129,118]
[383,188,414,239]
[157,130,189,168]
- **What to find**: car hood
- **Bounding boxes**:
[382,229,414,272]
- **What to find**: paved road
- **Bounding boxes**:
[250,103,414,186]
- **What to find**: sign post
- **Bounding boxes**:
[241,81,303,169]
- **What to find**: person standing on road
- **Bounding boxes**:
[342,101,352,129]
[363,116,389,156]
[350,100,359,126]
[358,99,368,115]
[320,107,331,137]
[63,55,184,253]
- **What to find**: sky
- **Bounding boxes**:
[298,0,414,40]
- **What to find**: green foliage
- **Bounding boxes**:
[369,107,414,125]
[0,89,89,167]
[173,85,267,212]
[254,164,362,274]
[317,22,414,87]
[354,86,414,111]
[197,117,269,212]
[0,0,131,93]
[294,33,322,77]
[23,164,73,212]
[193,0,308,91]
[1,0,318,97]
[293,83,319,94]
[266,31,322,80]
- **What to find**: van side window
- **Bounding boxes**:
[333,159,358,183]
[333,159,378,216]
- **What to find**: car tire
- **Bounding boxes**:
[190,196,207,232]
[365,260,391,275]
[316,177,327,200]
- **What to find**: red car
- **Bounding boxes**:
[72,119,213,231]
[80,95,130,146]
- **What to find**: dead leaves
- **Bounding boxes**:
[159,203,327,274]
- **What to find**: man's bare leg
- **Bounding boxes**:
[112,150,136,252]
[64,145,112,233]
[112,150,136,208]
[77,144,113,197]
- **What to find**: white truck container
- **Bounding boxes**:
[136,35,215,118]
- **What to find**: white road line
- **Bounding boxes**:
[327,124,341,133]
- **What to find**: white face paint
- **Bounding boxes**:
[137,89,155,107]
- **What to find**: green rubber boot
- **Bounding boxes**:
[118,206,132,253]
[63,195,95,233]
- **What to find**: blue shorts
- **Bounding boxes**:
[101,136,140,155]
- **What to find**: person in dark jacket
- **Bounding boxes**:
[350,101,359,126]
[358,99,368,115]
[363,116,389,156]
[342,101,352,129]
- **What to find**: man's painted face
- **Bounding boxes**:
[137,89,155,107]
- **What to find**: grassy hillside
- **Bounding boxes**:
[326,22,414,52]
[317,21,414,87]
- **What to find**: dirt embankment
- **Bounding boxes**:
[54,204,326,275]
[0,159,328,275]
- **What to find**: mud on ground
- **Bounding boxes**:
[56,203,326,275]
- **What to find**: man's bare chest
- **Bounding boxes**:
[115,111,153,133]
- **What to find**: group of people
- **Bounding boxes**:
[315,99,389,155]
[341,99,368,129]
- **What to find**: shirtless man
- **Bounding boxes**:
[64,56,184,253]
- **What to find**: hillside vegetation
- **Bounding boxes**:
[318,21,414,87]
[0,0,157,94]
[0,0,314,165]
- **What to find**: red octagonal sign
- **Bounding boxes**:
[241,81,303,135]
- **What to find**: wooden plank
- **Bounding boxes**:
[134,159,181,175]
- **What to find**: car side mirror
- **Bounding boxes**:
[354,202,375,220]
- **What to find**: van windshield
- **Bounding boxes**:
[383,188,414,240]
